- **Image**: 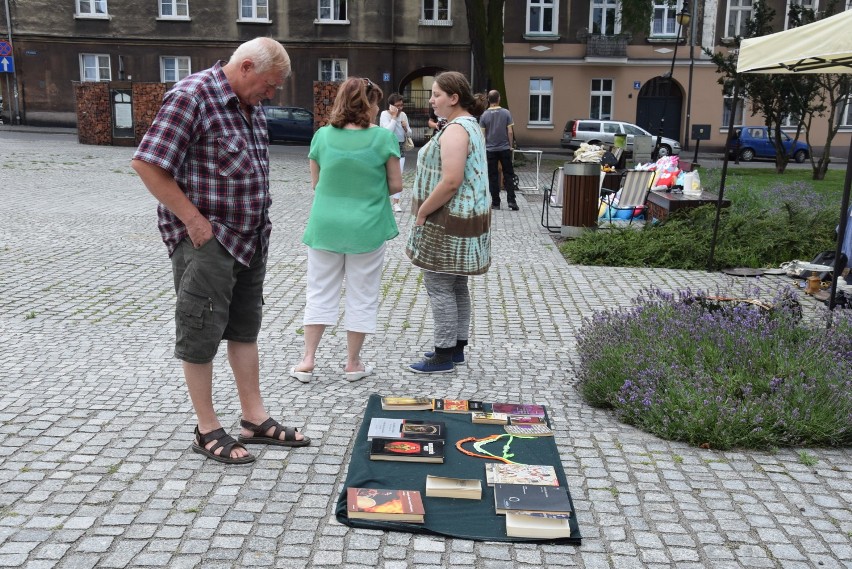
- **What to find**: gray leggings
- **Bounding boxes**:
[423,271,470,349]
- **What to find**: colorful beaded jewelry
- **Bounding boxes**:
[455,433,533,464]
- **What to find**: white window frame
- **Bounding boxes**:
[75,0,109,19]
[80,54,111,82]
[160,56,192,83]
[238,0,271,23]
[590,79,614,120]
[159,0,190,20]
[319,59,347,82]
[722,95,745,129]
[784,0,818,29]
[590,0,621,36]
[651,0,686,37]
[526,0,558,35]
[725,0,753,39]
[528,78,553,125]
[317,0,349,23]
[420,0,452,26]
[839,96,852,128]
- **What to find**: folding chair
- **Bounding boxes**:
[599,170,656,224]
[541,167,563,233]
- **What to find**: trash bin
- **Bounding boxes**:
[561,162,601,237]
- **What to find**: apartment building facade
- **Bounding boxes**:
[0,0,471,131]
[503,0,852,154]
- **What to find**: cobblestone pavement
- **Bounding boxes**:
[1,131,850,569]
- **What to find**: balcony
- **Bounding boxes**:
[579,31,631,58]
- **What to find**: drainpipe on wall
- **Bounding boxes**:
[3,0,19,124]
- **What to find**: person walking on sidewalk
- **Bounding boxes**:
[380,93,412,213]
[289,77,401,384]
[406,71,491,374]
[131,37,309,464]
[479,90,519,211]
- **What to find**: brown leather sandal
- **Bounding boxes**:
[191,426,256,464]
[238,417,311,447]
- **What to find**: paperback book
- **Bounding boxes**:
[504,423,553,437]
[508,415,546,425]
[493,484,572,515]
[380,396,435,411]
[366,418,445,441]
[491,403,546,418]
[425,475,482,500]
[369,438,445,463]
[484,463,560,487]
[505,511,572,539]
[433,399,484,413]
[471,412,509,425]
[347,488,425,523]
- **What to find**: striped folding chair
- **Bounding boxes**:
[599,170,656,224]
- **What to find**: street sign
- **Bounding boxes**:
[0,56,14,74]
[383,72,390,82]
[0,40,11,56]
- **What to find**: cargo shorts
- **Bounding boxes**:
[170,237,265,364]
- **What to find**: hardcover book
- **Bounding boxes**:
[471,412,509,425]
[493,484,572,515]
[508,415,546,425]
[504,423,553,437]
[366,418,446,441]
[380,396,435,411]
[490,403,546,418]
[484,463,560,487]
[369,438,445,463]
[425,475,482,500]
[505,511,572,539]
[433,399,484,413]
[346,488,425,523]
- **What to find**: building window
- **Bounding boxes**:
[725,0,753,39]
[319,59,347,81]
[590,0,621,35]
[527,0,557,35]
[80,54,111,82]
[651,0,685,37]
[318,0,348,22]
[590,79,613,120]
[160,0,189,18]
[421,0,452,26]
[161,56,191,82]
[76,0,108,18]
[839,96,852,127]
[528,78,553,124]
[239,0,269,22]
[785,0,818,29]
[722,95,744,128]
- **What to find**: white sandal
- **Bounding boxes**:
[289,366,313,384]
[345,365,373,382]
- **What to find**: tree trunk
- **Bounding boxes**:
[465,0,508,105]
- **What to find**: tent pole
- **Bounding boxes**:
[828,134,852,312]
[708,77,740,270]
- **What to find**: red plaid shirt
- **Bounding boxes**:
[133,62,272,266]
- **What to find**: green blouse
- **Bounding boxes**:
[304,125,400,253]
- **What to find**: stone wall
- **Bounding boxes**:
[132,83,168,144]
[74,82,111,146]
[313,81,339,130]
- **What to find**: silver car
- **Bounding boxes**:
[560,119,681,157]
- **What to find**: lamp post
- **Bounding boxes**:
[652,1,691,160]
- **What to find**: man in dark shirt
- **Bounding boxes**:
[131,37,310,464]
[479,90,518,211]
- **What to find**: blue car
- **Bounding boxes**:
[263,106,314,143]
[728,126,809,163]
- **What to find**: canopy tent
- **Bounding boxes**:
[709,9,852,310]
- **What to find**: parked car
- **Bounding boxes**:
[727,126,809,163]
[560,119,681,157]
[263,106,314,143]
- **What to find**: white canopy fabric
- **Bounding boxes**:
[737,9,852,74]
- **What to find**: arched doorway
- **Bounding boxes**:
[636,77,684,143]
[400,67,447,145]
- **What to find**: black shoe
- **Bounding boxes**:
[492,204,501,210]
[508,203,519,211]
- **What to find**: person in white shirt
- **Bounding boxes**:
[380,93,411,212]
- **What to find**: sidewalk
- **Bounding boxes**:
[0,131,850,568]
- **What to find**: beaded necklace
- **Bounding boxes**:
[455,433,533,464]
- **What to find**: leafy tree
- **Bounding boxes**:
[464,0,508,107]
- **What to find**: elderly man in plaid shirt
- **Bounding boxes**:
[132,37,310,464]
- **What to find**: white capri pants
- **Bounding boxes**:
[304,243,386,333]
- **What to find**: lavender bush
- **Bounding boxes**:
[577,286,852,449]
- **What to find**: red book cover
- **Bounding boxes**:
[347,488,425,522]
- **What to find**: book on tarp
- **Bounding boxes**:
[505,511,572,539]
[346,488,425,523]
[471,412,509,425]
[369,438,445,463]
[380,396,435,411]
[366,418,445,441]
[433,398,484,413]
[484,463,560,487]
[425,475,482,500]
[490,403,546,418]
[504,423,553,437]
[508,415,546,425]
[493,484,572,515]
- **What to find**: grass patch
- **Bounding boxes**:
[560,167,842,270]
[577,286,852,450]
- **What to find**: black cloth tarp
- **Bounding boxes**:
[334,394,582,544]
